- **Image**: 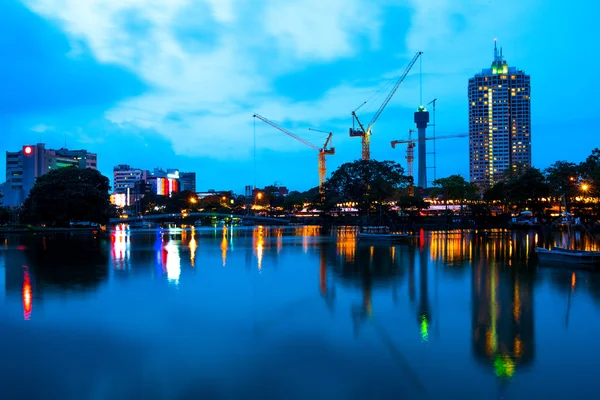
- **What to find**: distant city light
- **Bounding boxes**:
[24,146,32,155]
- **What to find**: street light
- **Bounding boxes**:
[190,197,197,204]
[257,192,263,200]
[582,183,589,192]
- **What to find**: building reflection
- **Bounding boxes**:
[189,228,197,267]
[22,266,32,320]
[471,254,535,378]
[111,227,130,270]
[221,227,229,267]
[253,227,264,271]
[417,249,431,342]
[319,228,405,335]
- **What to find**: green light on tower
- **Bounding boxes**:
[420,314,429,342]
[494,354,515,378]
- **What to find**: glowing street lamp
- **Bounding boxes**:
[257,192,263,200]
[189,197,197,204]
[581,183,589,192]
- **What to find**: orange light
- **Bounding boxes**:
[24,146,32,155]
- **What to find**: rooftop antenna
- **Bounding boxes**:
[419,54,423,106]
[494,38,498,61]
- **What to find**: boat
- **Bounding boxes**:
[358,232,410,241]
[535,195,600,267]
[357,226,410,241]
[535,247,600,265]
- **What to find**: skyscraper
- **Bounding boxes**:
[113,164,148,206]
[180,172,196,193]
[3,143,97,206]
[469,42,531,187]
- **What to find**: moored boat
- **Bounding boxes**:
[535,247,600,265]
[357,232,410,241]
[357,226,410,241]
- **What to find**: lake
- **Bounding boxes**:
[1,226,599,399]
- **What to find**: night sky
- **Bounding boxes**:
[1,0,597,193]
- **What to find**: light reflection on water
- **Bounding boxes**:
[0,227,600,398]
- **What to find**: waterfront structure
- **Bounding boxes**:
[180,172,196,192]
[468,42,531,187]
[3,143,97,206]
[113,164,148,206]
[414,105,430,189]
[147,168,180,196]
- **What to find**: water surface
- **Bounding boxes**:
[1,227,599,399]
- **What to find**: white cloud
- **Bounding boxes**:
[20,0,544,163]
[31,124,53,133]
[22,0,385,159]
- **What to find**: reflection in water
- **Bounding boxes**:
[472,254,534,379]
[165,238,181,284]
[3,227,600,398]
[189,229,197,267]
[221,227,228,267]
[111,228,130,270]
[335,228,357,263]
[418,250,430,342]
[429,230,473,263]
[319,247,335,311]
[254,227,264,271]
[22,266,32,320]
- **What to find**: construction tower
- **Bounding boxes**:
[406,129,415,196]
[414,105,430,189]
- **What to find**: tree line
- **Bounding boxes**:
[2,147,598,227]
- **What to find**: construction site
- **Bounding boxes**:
[252,51,468,197]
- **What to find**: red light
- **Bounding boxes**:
[24,146,32,155]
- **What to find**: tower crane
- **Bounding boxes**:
[391,133,468,192]
[253,114,335,191]
[350,51,423,161]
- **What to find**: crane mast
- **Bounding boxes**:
[253,115,335,191]
[350,51,423,160]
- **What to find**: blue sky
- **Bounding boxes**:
[1,0,597,193]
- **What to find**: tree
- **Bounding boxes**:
[165,190,198,213]
[22,166,113,226]
[580,148,600,197]
[396,195,429,214]
[431,175,477,202]
[140,192,167,214]
[283,190,306,213]
[545,161,581,200]
[322,160,411,216]
[504,167,549,212]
